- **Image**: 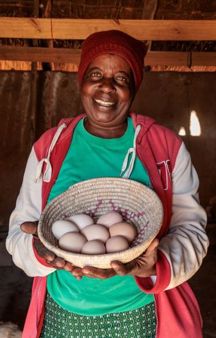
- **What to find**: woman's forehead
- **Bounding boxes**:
[87,53,131,73]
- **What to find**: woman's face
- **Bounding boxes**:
[80,54,135,137]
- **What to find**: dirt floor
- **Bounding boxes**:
[0,223,215,337]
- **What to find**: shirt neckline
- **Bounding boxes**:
[76,117,134,145]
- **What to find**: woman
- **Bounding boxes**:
[6,30,209,338]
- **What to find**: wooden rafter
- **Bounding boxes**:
[0,18,215,69]
[0,47,215,67]
[0,18,216,40]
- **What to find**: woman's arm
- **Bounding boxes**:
[158,142,209,289]
[124,141,209,293]
[6,148,56,277]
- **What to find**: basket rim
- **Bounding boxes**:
[40,177,162,212]
[38,177,163,266]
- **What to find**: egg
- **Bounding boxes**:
[52,219,79,240]
[106,236,129,253]
[109,222,137,243]
[82,224,110,242]
[97,211,123,228]
[67,214,94,230]
[59,232,87,252]
[81,240,106,255]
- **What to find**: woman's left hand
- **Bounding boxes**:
[72,238,159,279]
[111,238,159,277]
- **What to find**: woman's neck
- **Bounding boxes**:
[84,119,128,138]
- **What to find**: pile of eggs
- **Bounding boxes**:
[51,211,137,255]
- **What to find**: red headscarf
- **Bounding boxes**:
[78,30,147,90]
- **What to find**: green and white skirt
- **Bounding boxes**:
[40,292,156,338]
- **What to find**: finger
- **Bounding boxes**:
[44,251,56,263]
[71,267,84,280]
[111,260,135,276]
[51,257,66,269]
[64,262,75,272]
[75,276,82,280]
[145,239,159,255]
[82,266,116,279]
[33,238,57,263]
[20,222,38,235]
[111,240,159,275]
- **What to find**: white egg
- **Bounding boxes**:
[52,219,79,240]
[81,240,106,255]
[109,222,137,243]
[59,232,87,252]
[97,211,123,228]
[67,214,94,230]
[82,224,110,242]
[106,236,129,253]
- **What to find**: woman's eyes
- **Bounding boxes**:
[87,72,130,86]
[89,72,103,80]
[114,75,130,85]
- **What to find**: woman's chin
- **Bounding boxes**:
[88,113,117,126]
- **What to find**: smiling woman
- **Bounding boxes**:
[81,54,135,138]
[6,30,209,338]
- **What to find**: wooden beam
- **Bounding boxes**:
[145,51,189,66]
[0,46,216,67]
[0,47,81,63]
[191,52,216,66]
[0,18,216,40]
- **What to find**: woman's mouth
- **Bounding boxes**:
[94,98,116,108]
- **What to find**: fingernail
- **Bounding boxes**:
[46,256,54,262]
[64,266,71,271]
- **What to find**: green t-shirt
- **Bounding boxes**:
[47,117,154,315]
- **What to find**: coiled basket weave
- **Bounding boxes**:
[38,178,163,268]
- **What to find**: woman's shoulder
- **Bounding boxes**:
[135,113,181,142]
[151,121,181,141]
[35,120,70,146]
[33,116,83,159]
[135,113,183,166]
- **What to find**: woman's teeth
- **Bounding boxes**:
[94,99,115,107]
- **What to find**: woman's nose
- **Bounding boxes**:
[99,77,115,93]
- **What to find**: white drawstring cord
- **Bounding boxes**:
[120,124,141,178]
[35,123,67,183]
[156,160,171,190]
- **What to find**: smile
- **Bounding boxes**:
[94,99,115,107]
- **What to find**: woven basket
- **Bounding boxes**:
[38,178,163,268]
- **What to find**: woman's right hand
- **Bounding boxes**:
[20,222,76,272]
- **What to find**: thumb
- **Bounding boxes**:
[20,221,38,235]
[145,238,159,255]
